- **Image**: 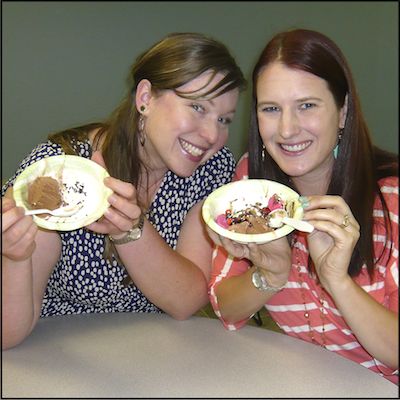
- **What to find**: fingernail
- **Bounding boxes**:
[298,196,310,208]
[108,194,117,205]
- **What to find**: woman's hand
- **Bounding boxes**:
[206,227,291,287]
[86,151,142,237]
[1,194,38,261]
[302,195,360,293]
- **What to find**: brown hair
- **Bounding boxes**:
[248,29,398,277]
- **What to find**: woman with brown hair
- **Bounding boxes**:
[208,29,398,383]
[2,32,246,349]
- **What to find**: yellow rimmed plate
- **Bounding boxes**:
[202,179,303,244]
[13,155,113,231]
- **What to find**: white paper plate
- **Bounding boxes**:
[13,155,113,231]
[202,179,303,244]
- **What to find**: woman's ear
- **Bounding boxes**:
[135,79,152,114]
[339,93,348,129]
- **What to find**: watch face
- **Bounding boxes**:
[129,228,142,240]
[252,271,263,289]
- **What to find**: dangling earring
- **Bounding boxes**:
[262,145,266,162]
[333,129,343,159]
[138,114,146,146]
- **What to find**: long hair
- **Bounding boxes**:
[248,29,398,277]
[50,32,246,201]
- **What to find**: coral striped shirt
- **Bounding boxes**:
[209,154,399,384]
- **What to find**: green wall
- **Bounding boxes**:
[2,1,398,180]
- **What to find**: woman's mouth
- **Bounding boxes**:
[179,139,206,162]
[280,141,312,154]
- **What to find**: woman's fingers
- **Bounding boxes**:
[2,205,38,260]
[86,176,141,235]
[302,195,360,232]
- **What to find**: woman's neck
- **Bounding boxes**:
[291,166,333,196]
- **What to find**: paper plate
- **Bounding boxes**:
[13,155,113,231]
[202,179,303,244]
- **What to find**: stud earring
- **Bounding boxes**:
[140,105,146,112]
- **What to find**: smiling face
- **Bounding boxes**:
[256,62,347,192]
[137,71,239,178]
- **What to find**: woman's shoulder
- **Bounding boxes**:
[176,147,236,198]
[378,175,399,190]
[233,152,249,181]
[377,176,399,210]
[198,146,236,177]
[209,146,236,164]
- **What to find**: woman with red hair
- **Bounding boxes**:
[208,29,398,384]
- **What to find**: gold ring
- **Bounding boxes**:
[341,214,350,228]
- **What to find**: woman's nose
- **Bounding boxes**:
[279,110,299,139]
[199,120,219,144]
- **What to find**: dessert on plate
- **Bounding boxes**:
[27,176,62,211]
[202,179,303,244]
[13,155,112,231]
[215,193,294,234]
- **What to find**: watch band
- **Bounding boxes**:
[109,214,145,245]
[251,266,285,292]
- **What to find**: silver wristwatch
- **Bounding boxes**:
[109,214,145,245]
[251,267,285,293]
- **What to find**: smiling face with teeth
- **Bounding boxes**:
[136,70,239,178]
[256,62,347,191]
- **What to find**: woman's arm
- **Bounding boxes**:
[208,230,292,325]
[215,267,275,324]
[328,277,398,369]
[1,193,61,349]
[304,194,398,369]
[107,201,214,320]
[87,173,222,320]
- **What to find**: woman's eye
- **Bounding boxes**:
[191,103,205,113]
[218,116,232,126]
[300,103,315,110]
[261,106,279,113]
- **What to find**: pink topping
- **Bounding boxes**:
[267,194,284,211]
[216,214,230,229]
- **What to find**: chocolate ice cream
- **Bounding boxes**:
[28,176,62,210]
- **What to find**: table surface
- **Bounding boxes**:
[2,313,398,398]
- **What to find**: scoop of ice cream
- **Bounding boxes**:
[228,220,251,234]
[245,215,274,234]
[227,215,274,234]
[28,176,62,210]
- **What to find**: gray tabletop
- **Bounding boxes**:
[2,313,398,398]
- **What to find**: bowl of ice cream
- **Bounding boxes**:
[13,155,113,231]
[202,179,307,244]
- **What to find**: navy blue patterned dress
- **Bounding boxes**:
[2,139,236,316]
